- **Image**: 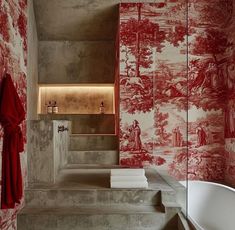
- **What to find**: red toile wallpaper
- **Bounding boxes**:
[187,0,233,182]
[224,0,235,187]
[119,2,187,175]
[119,1,235,185]
[0,0,27,229]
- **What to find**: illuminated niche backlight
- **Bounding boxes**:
[38,85,115,114]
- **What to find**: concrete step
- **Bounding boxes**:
[25,168,178,208]
[20,169,183,230]
[67,150,119,165]
[17,206,168,230]
[69,134,118,151]
[25,188,162,208]
[38,114,115,134]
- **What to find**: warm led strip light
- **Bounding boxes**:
[38,85,115,114]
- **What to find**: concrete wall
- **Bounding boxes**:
[28,120,69,186]
[33,0,119,41]
[53,121,69,179]
[27,0,38,120]
[39,41,115,84]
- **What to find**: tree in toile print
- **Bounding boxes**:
[120,3,187,114]
[154,107,171,147]
[188,28,233,111]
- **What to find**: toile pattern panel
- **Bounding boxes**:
[119,3,154,167]
[119,2,187,172]
[119,1,235,184]
[0,0,27,229]
[224,0,235,187]
[152,1,187,180]
[187,0,233,183]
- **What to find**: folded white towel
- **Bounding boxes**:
[111,181,148,189]
[111,169,145,177]
[111,176,147,182]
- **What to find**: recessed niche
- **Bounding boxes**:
[38,84,115,114]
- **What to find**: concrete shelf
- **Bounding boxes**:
[39,114,116,134]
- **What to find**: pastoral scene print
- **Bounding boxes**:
[119,2,188,172]
[119,0,235,185]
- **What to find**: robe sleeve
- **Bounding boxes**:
[0,74,25,127]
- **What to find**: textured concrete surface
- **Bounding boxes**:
[27,0,38,120]
[53,121,70,178]
[17,206,166,230]
[67,150,119,165]
[157,170,187,212]
[39,41,115,84]
[18,168,183,230]
[69,134,118,151]
[33,0,119,41]
[25,189,161,208]
[39,114,115,134]
[24,169,171,208]
[26,168,175,203]
[27,120,69,185]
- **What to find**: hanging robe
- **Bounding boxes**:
[0,73,25,209]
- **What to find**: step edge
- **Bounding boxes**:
[18,205,164,215]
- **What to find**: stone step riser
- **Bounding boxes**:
[25,190,161,208]
[67,151,119,165]
[72,115,115,134]
[17,213,166,230]
[69,135,118,151]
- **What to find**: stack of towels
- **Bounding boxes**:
[110,169,148,188]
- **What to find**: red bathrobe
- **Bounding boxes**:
[0,73,25,209]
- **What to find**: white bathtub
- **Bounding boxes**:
[180,180,235,230]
